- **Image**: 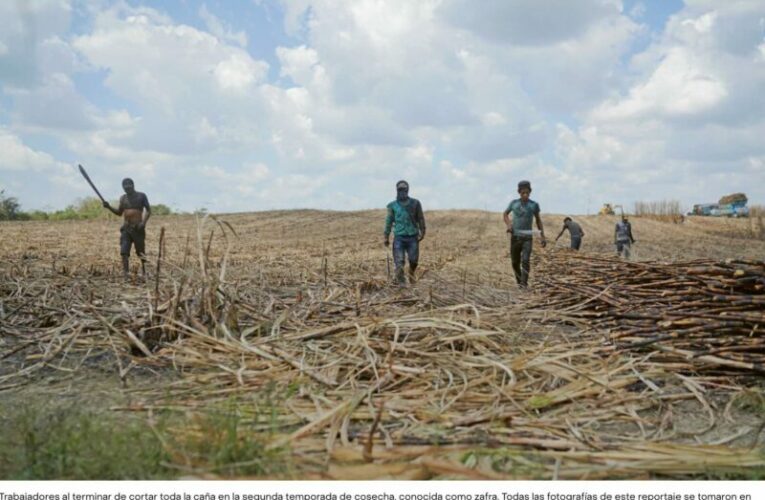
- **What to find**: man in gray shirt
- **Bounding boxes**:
[555,217,585,250]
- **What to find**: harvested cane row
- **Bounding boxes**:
[2,215,765,479]
[528,249,765,374]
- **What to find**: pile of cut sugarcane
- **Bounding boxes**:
[529,250,765,374]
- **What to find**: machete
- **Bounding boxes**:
[77,164,106,204]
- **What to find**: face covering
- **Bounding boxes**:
[397,188,409,202]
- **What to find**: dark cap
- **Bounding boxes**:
[122,178,134,186]
[396,180,409,191]
[517,180,531,191]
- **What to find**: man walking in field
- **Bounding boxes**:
[504,180,546,288]
[384,180,426,285]
[615,215,635,259]
[102,178,151,280]
[555,217,585,250]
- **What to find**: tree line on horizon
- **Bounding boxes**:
[0,190,173,221]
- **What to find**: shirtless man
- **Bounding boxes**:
[103,178,151,280]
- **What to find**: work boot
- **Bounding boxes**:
[122,256,130,282]
[394,268,406,286]
[408,263,418,284]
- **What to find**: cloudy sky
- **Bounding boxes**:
[1,0,764,214]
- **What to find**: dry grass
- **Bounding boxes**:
[1,210,764,479]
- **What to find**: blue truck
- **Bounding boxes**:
[690,193,749,217]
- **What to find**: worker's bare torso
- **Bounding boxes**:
[119,192,150,226]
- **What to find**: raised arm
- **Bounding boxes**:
[104,195,125,216]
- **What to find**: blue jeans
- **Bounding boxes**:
[616,240,631,259]
[392,235,419,283]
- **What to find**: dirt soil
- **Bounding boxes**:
[1,210,764,479]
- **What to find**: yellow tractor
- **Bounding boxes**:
[599,203,615,215]
[599,203,624,216]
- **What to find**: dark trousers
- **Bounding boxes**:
[392,235,419,283]
[120,225,146,259]
[510,236,533,287]
[571,235,582,250]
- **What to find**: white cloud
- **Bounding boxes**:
[0,0,73,85]
[214,53,264,91]
[8,72,100,130]
[439,0,621,46]
[198,4,248,48]
[2,0,764,214]
[591,47,728,121]
[0,128,61,171]
[0,128,83,208]
[73,6,268,106]
[554,0,765,211]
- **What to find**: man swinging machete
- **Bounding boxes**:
[103,178,152,280]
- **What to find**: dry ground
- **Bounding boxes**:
[1,210,764,479]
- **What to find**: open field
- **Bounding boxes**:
[1,210,764,479]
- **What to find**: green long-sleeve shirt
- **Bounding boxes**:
[384,198,425,237]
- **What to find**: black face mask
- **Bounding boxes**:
[397,188,409,202]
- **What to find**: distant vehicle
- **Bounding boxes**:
[688,193,749,218]
[599,204,614,215]
[599,203,623,216]
[690,203,717,216]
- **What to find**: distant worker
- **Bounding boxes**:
[614,215,635,259]
[384,180,426,285]
[503,180,546,288]
[103,178,151,280]
[555,217,585,250]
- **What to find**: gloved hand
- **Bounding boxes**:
[102,201,111,208]
[384,237,390,247]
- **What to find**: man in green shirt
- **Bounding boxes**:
[503,180,546,288]
[384,180,426,285]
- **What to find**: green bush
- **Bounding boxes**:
[0,190,22,220]
[153,203,173,216]
[0,405,169,479]
[0,399,291,479]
